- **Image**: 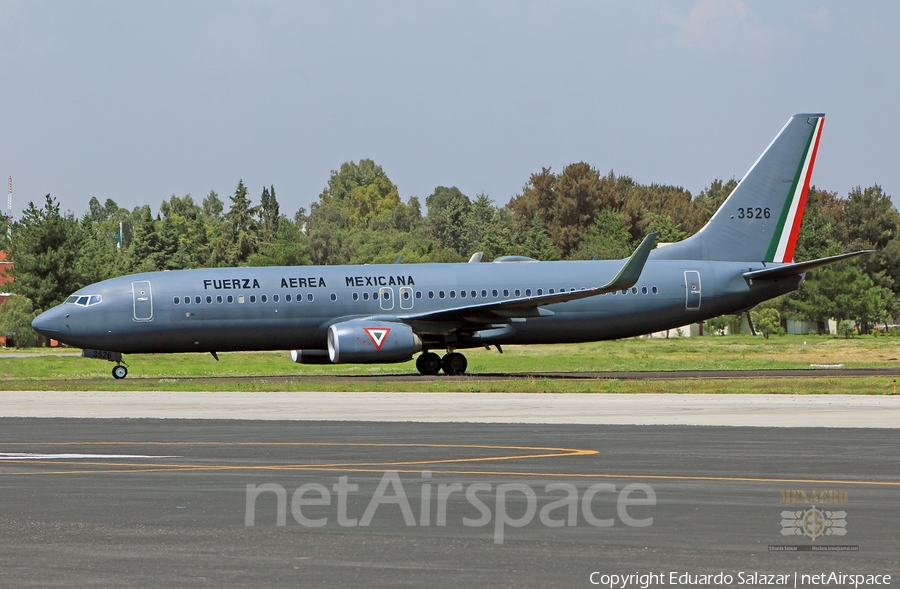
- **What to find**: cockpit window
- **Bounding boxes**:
[66,294,102,307]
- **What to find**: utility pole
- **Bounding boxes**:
[6,176,11,240]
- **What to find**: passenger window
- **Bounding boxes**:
[238,295,245,303]
[428,291,435,299]
[250,295,256,303]
[537,289,542,296]
[403,291,410,300]
[286,294,292,302]
[363,292,369,301]
[296,293,302,301]
[261,295,268,303]
[330,293,337,301]
[174,297,180,305]
[439,291,445,299]
[481,290,487,298]
[373,292,379,300]
[227,295,234,303]
[216,295,223,303]
[195,296,201,304]
[641,287,648,295]
[492,289,498,297]
[471,290,477,298]
[503,289,509,297]
[651,286,659,295]
[515,289,521,297]
[307,293,314,302]
[383,291,390,300]
[460,290,467,298]
[450,291,456,299]
[206,295,212,304]
[273,294,279,303]
[621,289,627,295]
[549,289,554,294]
[631,287,637,295]
[525,289,531,296]
[352,293,359,301]
[416,291,422,299]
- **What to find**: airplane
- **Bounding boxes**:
[32,113,871,379]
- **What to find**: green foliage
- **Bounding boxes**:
[572,208,634,260]
[693,178,737,220]
[705,315,728,335]
[247,217,310,267]
[837,320,854,339]
[8,195,89,311]
[750,308,781,339]
[0,295,36,348]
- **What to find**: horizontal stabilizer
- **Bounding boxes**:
[742,250,873,281]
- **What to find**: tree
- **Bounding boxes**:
[693,178,738,221]
[259,185,281,243]
[209,180,260,266]
[7,195,88,312]
[572,208,634,260]
[426,186,472,257]
[508,164,623,258]
[522,212,557,260]
[248,217,310,267]
[750,308,781,339]
[0,295,36,348]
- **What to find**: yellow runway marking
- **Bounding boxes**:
[2,441,898,487]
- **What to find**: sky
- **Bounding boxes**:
[1,0,898,222]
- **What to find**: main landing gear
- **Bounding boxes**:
[416,351,468,376]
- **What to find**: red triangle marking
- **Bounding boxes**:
[363,327,391,350]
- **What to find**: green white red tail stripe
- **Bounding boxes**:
[766,116,825,263]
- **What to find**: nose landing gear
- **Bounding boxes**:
[112,364,128,379]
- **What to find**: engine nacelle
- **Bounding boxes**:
[327,320,422,364]
[290,349,331,364]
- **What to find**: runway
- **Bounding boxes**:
[2,390,900,427]
[1,418,899,588]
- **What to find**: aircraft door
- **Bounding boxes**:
[399,287,414,310]
[379,287,394,311]
[132,280,154,321]
[684,271,701,310]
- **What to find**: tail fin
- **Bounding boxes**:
[653,113,825,263]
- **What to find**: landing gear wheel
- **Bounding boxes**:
[416,352,442,375]
[112,365,128,379]
[441,352,468,375]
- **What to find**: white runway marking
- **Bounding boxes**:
[0,453,180,460]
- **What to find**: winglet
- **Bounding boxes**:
[597,232,657,292]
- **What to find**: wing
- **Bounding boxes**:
[395,232,657,328]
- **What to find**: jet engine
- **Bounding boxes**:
[327,320,422,364]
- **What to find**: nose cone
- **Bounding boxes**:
[32,306,66,338]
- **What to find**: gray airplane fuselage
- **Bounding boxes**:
[35,113,865,378]
[38,257,799,355]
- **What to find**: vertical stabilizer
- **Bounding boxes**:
[653,113,824,263]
